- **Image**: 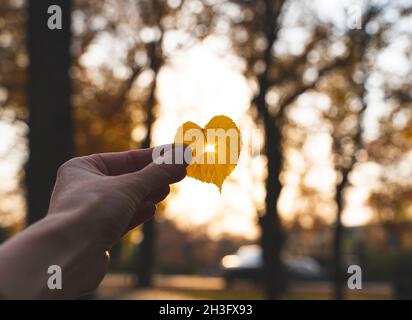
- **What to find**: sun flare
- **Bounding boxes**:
[205,143,215,153]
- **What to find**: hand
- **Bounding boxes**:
[0,144,189,299]
[49,143,188,247]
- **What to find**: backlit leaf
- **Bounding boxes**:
[174,115,242,192]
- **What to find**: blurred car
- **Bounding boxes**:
[221,245,324,286]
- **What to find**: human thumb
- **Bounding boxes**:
[118,144,191,200]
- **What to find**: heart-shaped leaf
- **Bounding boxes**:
[174,115,242,192]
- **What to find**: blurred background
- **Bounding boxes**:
[1,0,412,300]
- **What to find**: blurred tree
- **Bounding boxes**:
[133,0,168,288]
[323,5,412,298]
[369,185,412,250]
[0,0,26,117]
[69,0,162,287]
[367,34,412,250]
[282,3,411,298]
[70,0,217,287]
[319,8,378,299]
[229,0,412,299]
[132,0,216,288]
[69,0,166,287]
[0,0,27,230]
[26,0,74,224]
[227,0,352,298]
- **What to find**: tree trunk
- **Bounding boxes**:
[259,119,285,299]
[136,41,161,287]
[26,0,73,225]
[136,215,156,287]
[333,170,349,300]
[253,0,286,299]
[136,110,156,288]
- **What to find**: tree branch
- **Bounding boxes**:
[113,64,143,110]
[254,0,286,123]
[275,57,349,121]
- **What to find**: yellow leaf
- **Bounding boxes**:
[174,115,242,192]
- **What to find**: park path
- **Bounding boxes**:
[96,273,392,300]
[115,275,224,300]
[116,288,199,300]
[96,274,204,300]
